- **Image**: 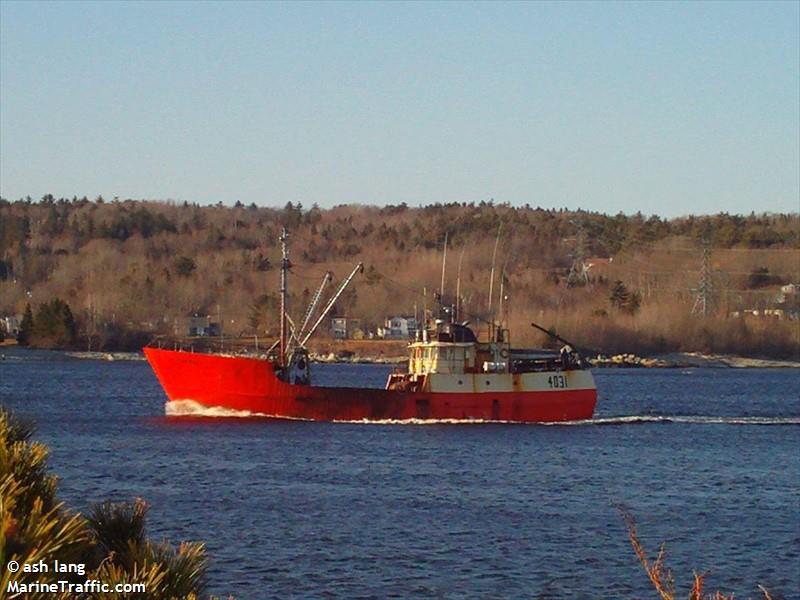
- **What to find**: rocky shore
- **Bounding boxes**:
[588,352,799,368]
[66,351,147,361]
[309,350,800,369]
[308,351,406,365]
[28,347,800,369]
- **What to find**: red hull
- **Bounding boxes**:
[144,347,597,423]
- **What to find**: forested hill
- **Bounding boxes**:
[1,196,798,358]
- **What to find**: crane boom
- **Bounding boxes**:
[301,263,363,347]
[298,271,332,341]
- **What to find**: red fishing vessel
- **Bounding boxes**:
[145,229,597,422]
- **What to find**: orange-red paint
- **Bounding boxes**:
[145,347,597,423]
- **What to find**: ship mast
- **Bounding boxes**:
[279,227,289,367]
[440,231,448,302]
[455,247,462,322]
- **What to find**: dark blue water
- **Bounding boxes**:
[1,348,799,599]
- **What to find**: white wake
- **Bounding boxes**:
[546,415,800,426]
[164,399,312,420]
[163,401,798,426]
[165,399,266,418]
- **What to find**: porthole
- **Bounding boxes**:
[485,380,490,386]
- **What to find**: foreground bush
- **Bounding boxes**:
[0,407,231,599]
[620,507,774,600]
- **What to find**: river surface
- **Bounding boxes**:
[1,348,798,599]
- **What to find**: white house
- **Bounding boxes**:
[776,283,798,304]
[174,315,221,337]
[1,315,20,337]
[331,317,360,339]
[377,316,418,340]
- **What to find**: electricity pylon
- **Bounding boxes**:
[692,239,715,316]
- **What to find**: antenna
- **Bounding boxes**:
[455,243,466,321]
[498,275,505,325]
[423,286,427,328]
[217,302,223,350]
[279,227,289,367]
[440,231,448,302]
[496,224,515,322]
[488,223,503,313]
[498,252,511,326]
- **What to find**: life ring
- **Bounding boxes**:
[499,348,509,359]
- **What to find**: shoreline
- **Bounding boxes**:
[61,349,800,368]
[3,344,798,368]
[589,352,800,369]
[307,351,800,369]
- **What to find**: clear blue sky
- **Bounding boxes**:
[1,1,798,217]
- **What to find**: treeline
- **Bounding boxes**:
[2,195,797,261]
[0,195,798,357]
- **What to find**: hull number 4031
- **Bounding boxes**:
[548,374,568,389]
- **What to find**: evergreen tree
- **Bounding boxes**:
[57,300,77,345]
[31,298,77,348]
[0,408,223,599]
[609,280,630,310]
[17,303,34,345]
[175,256,197,277]
[609,281,641,315]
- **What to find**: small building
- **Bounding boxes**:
[733,307,799,321]
[331,317,360,340]
[585,257,614,273]
[377,316,419,340]
[174,315,221,337]
[776,283,798,304]
[1,315,20,337]
[127,320,159,332]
